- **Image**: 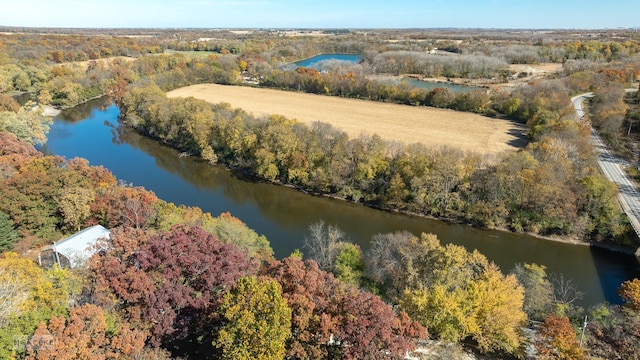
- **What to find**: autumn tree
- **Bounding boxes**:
[94,225,258,355]
[0,94,19,112]
[590,83,628,138]
[0,104,52,145]
[90,184,158,230]
[24,304,146,360]
[0,155,97,242]
[0,253,79,359]
[262,257,424,359]
[56,186,95,232]
[214,276,291,360]
[618,278,640,311]
[367,232,526,355]
[534,314,585,360]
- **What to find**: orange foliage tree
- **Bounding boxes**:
[618,278,640,311]
[534,314,585,360]
[25,304,146,360]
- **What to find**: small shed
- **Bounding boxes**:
[38,225,110,268]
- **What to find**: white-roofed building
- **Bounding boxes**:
[38,225,110,268]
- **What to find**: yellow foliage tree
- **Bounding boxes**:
[0,253,79,359]
[214,276,291,360]
[398,234,526,355]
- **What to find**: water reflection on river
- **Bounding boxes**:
[40,97,640,307]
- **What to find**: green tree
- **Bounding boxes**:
[204,212,273,261]
[333,242,364,286]
[0,211,18,252]
[214,276,291,360]
[0,253,79,359]
[512,263,554,320]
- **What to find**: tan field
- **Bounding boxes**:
[167,84,526,155]
[62,56,137,70]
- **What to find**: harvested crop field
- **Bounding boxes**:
[168,84,526,155]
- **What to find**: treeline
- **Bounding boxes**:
[468,41,640,63]
[369,51,509,78]
[0,33,162,64]
[1,58,121,107]
[121,78,628,243]
[262,66,494,113]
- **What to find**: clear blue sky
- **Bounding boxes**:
[1,0,638,29]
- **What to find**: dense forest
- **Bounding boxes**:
[1,28,640,359]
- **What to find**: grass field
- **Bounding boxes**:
[167,84,527,155]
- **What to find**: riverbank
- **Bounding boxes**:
[225,157,640,257]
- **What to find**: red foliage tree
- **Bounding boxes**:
[0,132,42,168]
[262,257,425,359]
[90,185,158,229]
[94,225,258,350]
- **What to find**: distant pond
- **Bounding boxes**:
[293,53,361,69]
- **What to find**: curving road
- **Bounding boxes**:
[572,92,640,240]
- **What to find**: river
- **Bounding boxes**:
[39,97,640,307]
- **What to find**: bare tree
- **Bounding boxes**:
[365,231,415,299]
[303,220,347,271]
[551,273,585,307]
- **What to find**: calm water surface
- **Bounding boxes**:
[40,98,640,307]
[294,54,361,69]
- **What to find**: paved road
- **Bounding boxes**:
[572,92,640,238]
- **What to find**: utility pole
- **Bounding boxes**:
[579,315,588,348]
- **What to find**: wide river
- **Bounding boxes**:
[40,97,640,307]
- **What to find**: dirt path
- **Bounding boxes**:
[168,84,526,155]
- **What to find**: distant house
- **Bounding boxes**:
[38,225,110,268]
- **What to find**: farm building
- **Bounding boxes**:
[38,225,110,268]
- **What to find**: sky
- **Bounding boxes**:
[0,0,638,29]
